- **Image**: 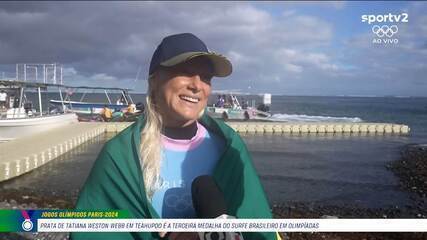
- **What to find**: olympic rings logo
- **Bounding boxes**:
[164,193,192,212]
[372,25,398,38]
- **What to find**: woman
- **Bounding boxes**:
[72,33,277,240]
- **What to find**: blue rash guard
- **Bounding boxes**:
[151,122,225,218]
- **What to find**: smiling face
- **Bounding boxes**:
[153,57,214,128]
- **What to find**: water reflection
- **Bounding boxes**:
[241,134,412,208]
[0,132,414,209]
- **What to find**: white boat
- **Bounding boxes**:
[0,111,78,141]
[49,86,138,115]
[0,68,78,142]
[48,86,143,123]
[206,93,272,121]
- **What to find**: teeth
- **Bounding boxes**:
[180,95,199,103]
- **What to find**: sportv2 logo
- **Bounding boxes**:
[361,13,409,44]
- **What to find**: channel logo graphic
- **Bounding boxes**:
[361,13,408,45]
[372,25,398,38]
[361,13,408,24]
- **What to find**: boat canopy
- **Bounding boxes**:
[0,79,133,92]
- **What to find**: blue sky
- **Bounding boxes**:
[0,1,426,96]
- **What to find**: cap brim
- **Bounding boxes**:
[160,52,232,77]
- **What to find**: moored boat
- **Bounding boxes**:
[0,113,78,141]
[206,93,272,121]
[49,86,143,121]
[0,79,78,142]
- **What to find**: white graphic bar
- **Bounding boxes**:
[36,219,427,232]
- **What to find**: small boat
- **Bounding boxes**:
[49,86,143,122]
[0,112,78,142]
[206,93,272,121]
[50,86,136,113]
[0,79,78,142]
[50,100,127,114]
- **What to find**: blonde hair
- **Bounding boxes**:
[139,74,163,200]
[139,69,208,200]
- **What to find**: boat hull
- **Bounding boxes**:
[50,100,127,114]
[206,106,271,121]
[0,113,78,141]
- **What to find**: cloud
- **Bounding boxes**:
[283,63,303,73]
[89,73,117,83]
[274,48,339,74]
[0,2,425,96]
[63,67,77,76]
[282,10,296,17]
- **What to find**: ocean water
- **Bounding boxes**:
[6,93,427,208]
[247,95,427,206]
[46,93,427,141]
[269,96,427,142]
[26,92,427,139]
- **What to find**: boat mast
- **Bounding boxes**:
[38,87,43,116]
[17,87,24,117]
[43,65,46,83]
[121,90,129,105]
[104,90,112,104]
[79,91,87,102]
[24,64,27,82]
[59,88,66,112]
[127,91,134,104]
[53,64,56,84]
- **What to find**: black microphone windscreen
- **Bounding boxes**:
[191,175,227,218]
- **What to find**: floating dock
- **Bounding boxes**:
[226,122,410,134]
[0,121,410,182]
[0,122,130,182]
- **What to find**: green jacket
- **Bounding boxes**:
[71,114,276,240]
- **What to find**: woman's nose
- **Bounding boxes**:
[188,75,204,92]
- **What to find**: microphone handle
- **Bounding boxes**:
[197,214,244,240]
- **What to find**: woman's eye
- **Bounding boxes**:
[201,75,212,84]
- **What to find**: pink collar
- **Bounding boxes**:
[161,122,207,151]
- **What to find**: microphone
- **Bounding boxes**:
[191,175,244,240]
[191,175,227,218]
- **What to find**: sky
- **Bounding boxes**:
[0,1,426,96]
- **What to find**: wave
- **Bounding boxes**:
[270,113,363,123]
